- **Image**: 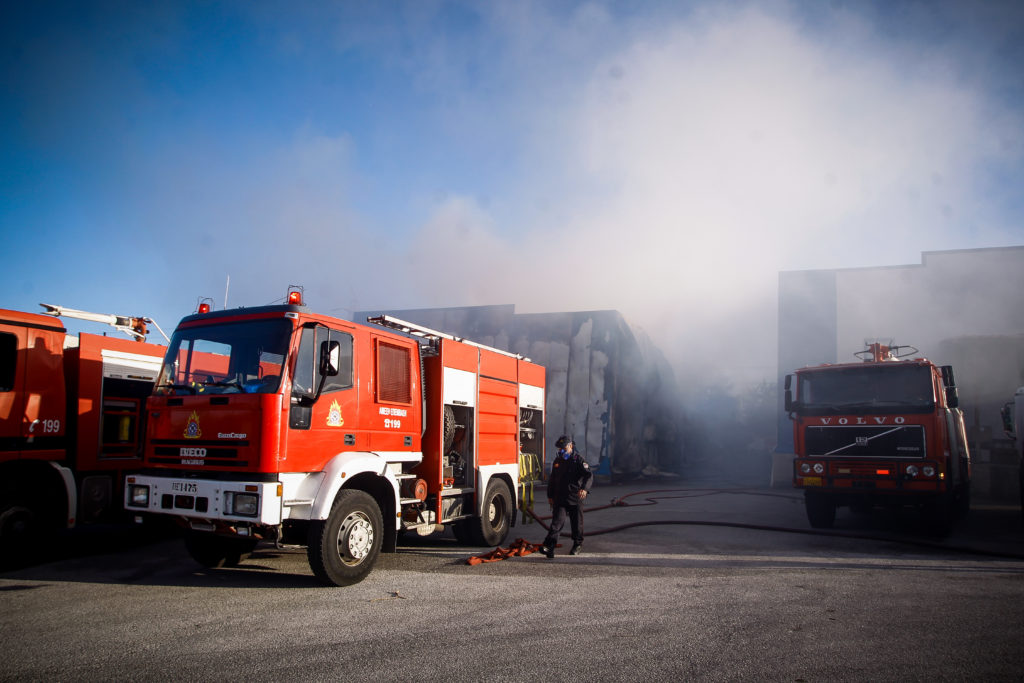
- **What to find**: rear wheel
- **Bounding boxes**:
[804,491,836,529]
[471,479,512,547]
[308,490,382,586]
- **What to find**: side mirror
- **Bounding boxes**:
[945,386,959,409]
[1001,401,1015,438]
[319,340,341,377]
[784,374,794,413]
[940,365,956,388]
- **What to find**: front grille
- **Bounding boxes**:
[150,440,248,467]
[805,425,925,458]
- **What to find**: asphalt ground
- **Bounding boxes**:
[1,482,1023,681]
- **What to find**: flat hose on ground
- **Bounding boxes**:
[466,488,1024,564]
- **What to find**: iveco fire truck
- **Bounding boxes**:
[786,342,970,531]
[125,290,546,585]
[1,305,165,561]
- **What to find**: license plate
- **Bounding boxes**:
[801,476,822,487]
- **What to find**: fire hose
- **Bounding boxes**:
[466,488,1024,564]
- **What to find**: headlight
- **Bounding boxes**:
[812,463,825,475]
[922,466,936,478]
[128,484,150,507]
[226,491,259,517]
[906,465,920,477]
[800,463,811,474]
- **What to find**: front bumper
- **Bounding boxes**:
[125,474,283,526]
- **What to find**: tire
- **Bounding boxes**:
[923,493,954,537]
[307,490,383,586]
[804,491,836,529]
[1018,455,1023,522]
[185,532,257,568]
[0,504,44,567]
[471,479,512,547]
[451,519,473,545]
[954,482,971,519]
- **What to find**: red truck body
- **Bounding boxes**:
[126,302,546,585]
[1,308,164,556]
[786,343,971,531]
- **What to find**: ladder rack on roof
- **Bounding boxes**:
[366,314,530,362]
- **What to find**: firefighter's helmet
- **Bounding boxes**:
[555,435,573,450]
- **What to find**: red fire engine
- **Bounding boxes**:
[0,305,166,560]
[125,290,546,585]
[786,342,971,531]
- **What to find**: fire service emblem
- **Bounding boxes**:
[183,411,202,439]
[326,400,344,427]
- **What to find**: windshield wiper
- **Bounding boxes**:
[203,379,242,389]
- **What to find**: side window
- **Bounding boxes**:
[293,328,316,395]
[321,329,353,393]
[376,341,412,404]
[0,332,16,392]
[291,326,354,396]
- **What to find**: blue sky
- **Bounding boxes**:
[2,0,1022,382]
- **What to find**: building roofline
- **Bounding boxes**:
[780,244,1024,276]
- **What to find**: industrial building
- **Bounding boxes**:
[356,304,683,480]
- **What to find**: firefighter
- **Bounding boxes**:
[540,435,593,558]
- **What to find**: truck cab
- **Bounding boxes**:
[786,343,970,532]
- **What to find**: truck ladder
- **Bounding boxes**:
[366,314,530,361]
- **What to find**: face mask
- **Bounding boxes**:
[559,448,570,459]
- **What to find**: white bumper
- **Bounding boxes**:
[125,474,282,526]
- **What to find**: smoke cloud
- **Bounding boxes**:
[2,1,1022,392]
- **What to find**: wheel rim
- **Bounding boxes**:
[336,511,374,566]
[488,495,504,526]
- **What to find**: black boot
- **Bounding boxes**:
[569,543,582,556]
[540,543,555,559]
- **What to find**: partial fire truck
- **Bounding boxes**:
[125,290,546,586]
[999,387,1024,518]
[0,305,166,558]
[786,342,970,531]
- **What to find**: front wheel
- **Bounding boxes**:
[0,503,44,568]
[471,479,512,547]
[308,490,383,586]
[805,491,836,529]
[185,532,258,568]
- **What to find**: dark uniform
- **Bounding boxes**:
[542,436,594,557]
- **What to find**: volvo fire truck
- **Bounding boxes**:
[125,290,546,586]
[786,342,970,531]
[1,305,166,561]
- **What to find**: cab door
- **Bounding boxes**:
[287,324,359,472]
[0,323,27,455]
[0,320,66,462]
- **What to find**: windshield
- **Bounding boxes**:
[797,364,935,415]
[155,319,293,395]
